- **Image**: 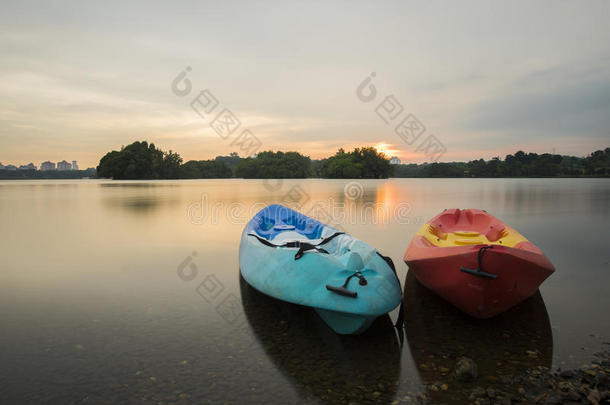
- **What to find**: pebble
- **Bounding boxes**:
[498,396,511,405]
[541,394,562,404]
[454,357,478,382]
[469,387,486,400]
[587,389,601,405]
[561,389,581,401]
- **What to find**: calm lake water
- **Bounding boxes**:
[1,178,609,404]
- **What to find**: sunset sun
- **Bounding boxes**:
[374,143,397,157]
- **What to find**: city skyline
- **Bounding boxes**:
[0,159,81,170]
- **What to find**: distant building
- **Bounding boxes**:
[18,163,37,170]
[389,156,401,165]
[40,161,56,171]
[5,164,17,170]
[0,162,4,169]
[57,160,71,170]
[72,160,79,170]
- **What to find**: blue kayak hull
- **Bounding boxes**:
[239,204,402,335]
[314,308,377,335]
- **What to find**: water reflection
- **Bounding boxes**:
[102,195,180,212]
[99,182,181,213]
[404,271,552,403]
[239,275,401,404]
[98,182,179,188]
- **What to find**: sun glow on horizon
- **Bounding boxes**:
[374,142,400,158]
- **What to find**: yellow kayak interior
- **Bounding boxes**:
[415,209,529,248]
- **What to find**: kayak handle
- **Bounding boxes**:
[459,245,498,279]
[460,266,498,279]
[325,285,358,298]
[326,271,367,298]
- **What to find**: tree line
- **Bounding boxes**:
[393,148,610,177]
[95,141,609,180]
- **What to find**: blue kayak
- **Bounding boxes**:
[239,204,402,334]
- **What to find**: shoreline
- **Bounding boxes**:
[403,349,610,405]
[1,176,609,181]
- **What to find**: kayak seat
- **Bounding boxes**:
[281,214,324,239]
[453,230,486,245]
[455,238,486,245]
[454,230,480,237]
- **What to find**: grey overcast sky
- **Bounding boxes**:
[1,0,609,167]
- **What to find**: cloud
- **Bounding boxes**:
[461,63,610,137]
[1,1,610,166]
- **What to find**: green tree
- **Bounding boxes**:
[319,147,391,178]
[161,151,183,179]
[235,151,311,178]
[97,141,179,179]
[179,160,232,178]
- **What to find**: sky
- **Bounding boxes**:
[1,0,609,168]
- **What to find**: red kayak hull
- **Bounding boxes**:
[404,210,555,318]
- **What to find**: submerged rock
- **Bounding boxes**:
[454,357,478,382]
[469,386,486,400]
[587,389,601,405]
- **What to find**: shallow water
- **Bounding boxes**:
[0,178,608,404]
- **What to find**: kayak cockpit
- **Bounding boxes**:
[419,208,527,248]
[249,204,327,240]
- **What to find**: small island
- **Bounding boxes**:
[95,141,393,180]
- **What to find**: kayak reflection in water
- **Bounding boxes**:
[239,275,401,404]
[403,270,553,404]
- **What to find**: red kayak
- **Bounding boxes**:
[404,208,555,318]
